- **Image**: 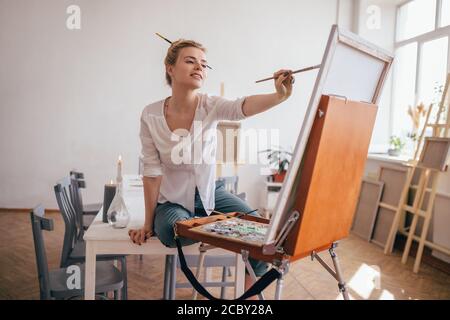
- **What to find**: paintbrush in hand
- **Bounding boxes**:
[255,64,321,83]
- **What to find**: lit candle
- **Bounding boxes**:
[220,82,225,97]
[116,155,122,184]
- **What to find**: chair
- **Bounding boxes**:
[69,170,102,230]
[54,176,128,299]
[217,176,247,201]
[30,205,123,300]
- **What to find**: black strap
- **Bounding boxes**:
[175,237,281,300]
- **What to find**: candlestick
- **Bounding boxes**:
[220,82,225,97]
[116,155,123,185]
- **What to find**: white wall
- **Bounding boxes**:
[337,0,357,32]
[1,0,352,211]
[354,0,400,150]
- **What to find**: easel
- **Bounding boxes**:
[173,24,392,300]
[384,73,450,273]
[176,95,378,300]
[216,121,241,179]
[216,82,243,194]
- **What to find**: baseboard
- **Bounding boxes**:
[0,208,60,214]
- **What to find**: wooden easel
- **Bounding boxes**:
[216,121,241,179]
[176,95,378,300]
[384,73,450,273]
[216,82,242,187]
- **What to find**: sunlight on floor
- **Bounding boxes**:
[342,263,395,300]
[348,263,380,299]
[379,289,395,300]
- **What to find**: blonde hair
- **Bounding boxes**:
[164,39,206,87]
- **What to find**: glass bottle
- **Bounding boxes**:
[107,156,130,228]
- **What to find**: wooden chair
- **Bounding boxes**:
[216,176,246,201]
[30,205,123,300]
[54,176,128,299]
[69,170,102,226]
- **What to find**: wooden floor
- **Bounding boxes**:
[1,210,449,300]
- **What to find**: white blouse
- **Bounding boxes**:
[139,93,247,215]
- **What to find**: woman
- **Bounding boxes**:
[129,39,295,293]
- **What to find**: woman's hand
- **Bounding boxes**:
[273,69,295,101]
[128,225,153,245]
[240,69,295,117]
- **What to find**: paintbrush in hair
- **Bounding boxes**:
[155,32,213,70]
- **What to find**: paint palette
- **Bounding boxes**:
[191,218,268,246]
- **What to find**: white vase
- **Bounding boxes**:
[106,182,130,229]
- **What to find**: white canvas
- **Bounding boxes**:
[323,43,386,103]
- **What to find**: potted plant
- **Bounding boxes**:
[406,102,427,153]
[259,148,293,183]
[388,135,405,157]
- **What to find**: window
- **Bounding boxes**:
[391,0,450,150]
[441,0,450,27]
[392,43,418,137]
[419,37,448,106]
[397,0,436,41]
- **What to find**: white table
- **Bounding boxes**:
[83,175,246,300]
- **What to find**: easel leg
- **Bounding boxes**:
[384,167,415,255]
[402,213,420,264]
[274,273,284,300]
[329,247,350,300]
[402,170,429,264]
[312,243,350,300]
[413,172,439,273]
[272,259,289,300]
[413,213,431,273]
[241,250,265,300]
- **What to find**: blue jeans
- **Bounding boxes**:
[154,181,269,276]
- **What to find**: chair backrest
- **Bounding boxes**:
[217,176,239,195]
[69,170,86,213]
[69,170,84,180]
[54,176,80,268]
[68,172,86,238]
[30,205,54,300]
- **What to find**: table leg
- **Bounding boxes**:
[84,240,96,300]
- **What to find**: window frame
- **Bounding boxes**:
[390,0,450,138]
